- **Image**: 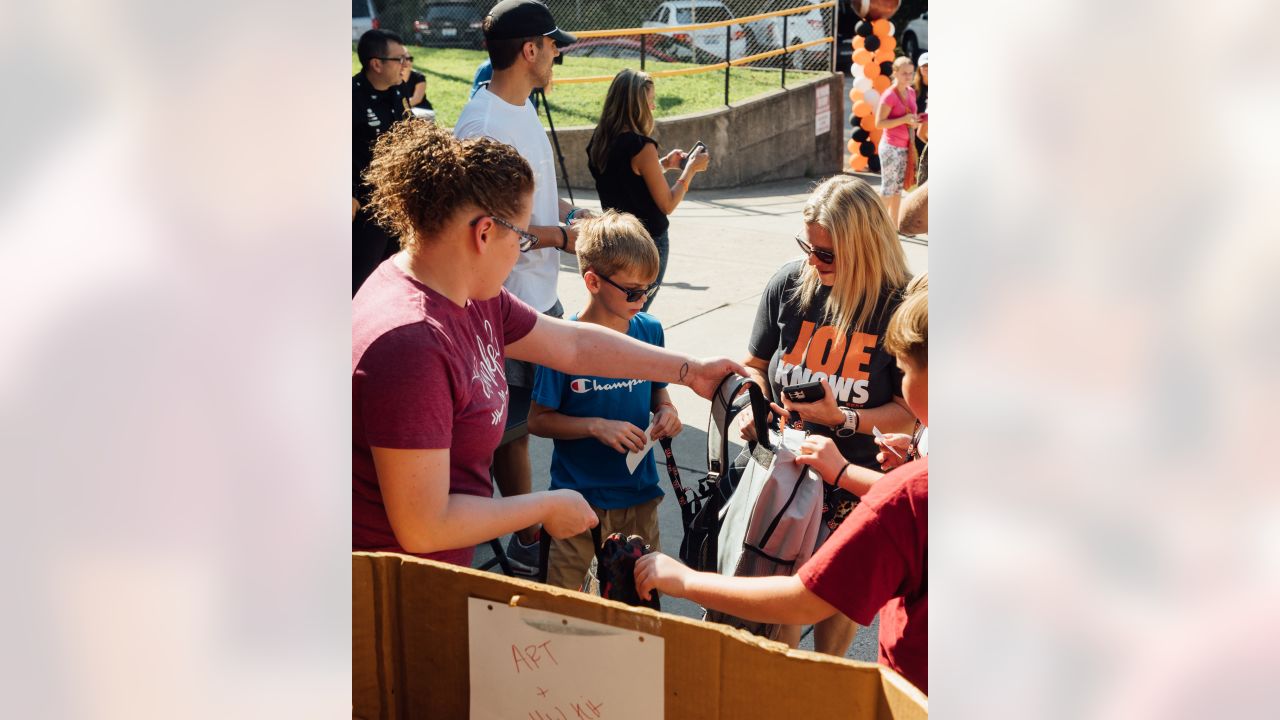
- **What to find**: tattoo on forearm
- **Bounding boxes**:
[678,361,689,383]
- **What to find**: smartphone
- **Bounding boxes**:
[782,381,825,404]
[679,141,707,169]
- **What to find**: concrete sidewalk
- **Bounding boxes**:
[475,171,927,661]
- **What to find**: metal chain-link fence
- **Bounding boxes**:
[368,0,839,73]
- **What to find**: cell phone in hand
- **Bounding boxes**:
[679,141,707,169]
[917,112,927,122]
[782,381,825,404]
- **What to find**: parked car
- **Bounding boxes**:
[560,38,681,64]
[642,1,747,63]
[413,2,485,49]
[352,0,378,42]
[744,0,829,69]
[900,11,928,64]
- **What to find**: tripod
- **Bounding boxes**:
[537,88,574,206]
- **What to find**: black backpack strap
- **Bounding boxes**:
[705,374,773,483]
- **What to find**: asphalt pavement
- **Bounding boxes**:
[473,166,928,662]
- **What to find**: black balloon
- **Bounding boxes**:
[864,34,881,52]
[868,155,881,173]
[859,140,875,157]
[855,21,871,37]
[880,60,894,77]
[852,128,870,142]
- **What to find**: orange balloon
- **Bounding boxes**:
[847,138,859,155]
[859,113,876,132]
[872,19,893,37]
[874,47,894,64]
[850,154,869,171]
[869,128,883,144]
[852,36,865,51]
[850,88,864,103]
[852,100,871,117]
[852,49,872,65]
[879,35,897,54]
[863,62,882,80]
[872,75,891,92]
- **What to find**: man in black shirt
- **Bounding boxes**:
[353,29,412,296]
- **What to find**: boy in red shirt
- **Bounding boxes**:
[635,275,929,695]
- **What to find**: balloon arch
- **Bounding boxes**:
[845,0,902,173]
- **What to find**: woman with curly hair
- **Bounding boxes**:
[352,119,742,565]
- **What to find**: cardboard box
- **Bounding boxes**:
[353,552,927,719]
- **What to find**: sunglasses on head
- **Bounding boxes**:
[594,270,659,303]
[795,235,836,264]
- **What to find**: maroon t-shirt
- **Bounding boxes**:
[799,457,928,695]
[352,259,539,566]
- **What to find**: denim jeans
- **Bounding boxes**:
[642,229,670,313]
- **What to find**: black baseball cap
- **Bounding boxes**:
[485,0,576,47]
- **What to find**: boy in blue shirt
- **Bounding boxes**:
[529,211,682,590]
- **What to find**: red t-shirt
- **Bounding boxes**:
[799,457,928,695]
[352,259,539,565]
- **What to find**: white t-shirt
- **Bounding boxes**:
[454,87,560,313]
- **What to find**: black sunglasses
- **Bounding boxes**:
[594,271,659,303]
[470,215,538,252]
[795,235,836,265]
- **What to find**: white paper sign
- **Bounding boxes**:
[468,597,664,720]
[625,423,658,474]
[815,84,831,136]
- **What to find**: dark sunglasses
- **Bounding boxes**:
[471,215,538,252]
[795,235,836,265]
[594,271,659,303]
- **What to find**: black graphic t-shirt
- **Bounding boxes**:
[748,259,905,470]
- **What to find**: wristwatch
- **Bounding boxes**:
[835,407,860,438]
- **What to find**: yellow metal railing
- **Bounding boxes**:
[555,2,838,96]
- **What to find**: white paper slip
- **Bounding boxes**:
[468,597,663,720]
[625,423,658,474]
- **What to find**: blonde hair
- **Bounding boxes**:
[885,272,927,368]
[793,175,911,335]
[363,119,533,252]
[588,69,656,174]
[575,210,660,280]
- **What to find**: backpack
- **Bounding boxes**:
[672,374,773,573]
[705,381,826,641]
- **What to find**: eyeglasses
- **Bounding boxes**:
[795,235,836,265]
[376,55,413,64]
[471,215,538,252]
[594,271,659,303]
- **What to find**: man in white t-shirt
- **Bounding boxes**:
[454,0,592,575]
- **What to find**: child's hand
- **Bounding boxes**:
[651,405,682,440]
[590,419,649,453]
[874,432,913,471]
[633,552,692,601]
[795,435,848,486]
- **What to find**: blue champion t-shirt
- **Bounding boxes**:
[531,312,667,509]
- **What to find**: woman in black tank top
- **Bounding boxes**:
[587,69,710,312]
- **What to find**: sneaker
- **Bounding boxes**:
[503,532,541,577]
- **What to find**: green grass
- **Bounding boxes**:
[352,45,826,129]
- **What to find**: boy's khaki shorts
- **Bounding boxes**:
[545,495,663,591]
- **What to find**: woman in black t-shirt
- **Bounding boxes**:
[739,174,918,656]
[587,69,709,311]
[398,62,432,110]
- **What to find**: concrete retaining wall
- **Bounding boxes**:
[548,72,845,191]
